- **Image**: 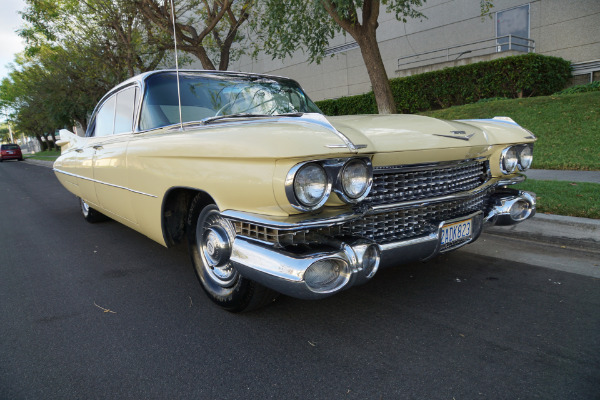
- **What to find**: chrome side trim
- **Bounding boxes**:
[53,168,158,198]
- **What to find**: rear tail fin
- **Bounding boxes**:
[56,129,80,150]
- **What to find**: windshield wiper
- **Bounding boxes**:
[201,112,303,125]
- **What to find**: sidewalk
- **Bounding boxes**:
[525,169,600,184]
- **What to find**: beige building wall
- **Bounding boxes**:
[221,0,600,101]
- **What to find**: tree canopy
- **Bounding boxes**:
[256,0,493,114]
[2,0,256,145]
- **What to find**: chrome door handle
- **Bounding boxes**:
[93,145,104,150]
[75,148,84,153]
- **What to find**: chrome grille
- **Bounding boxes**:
[337,190,489,244]
[233,222,282,243]
[366,160,490,206]
[234,190,490,246]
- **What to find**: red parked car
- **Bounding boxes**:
[0,144,24,162]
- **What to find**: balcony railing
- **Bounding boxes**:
[397,35,535,70]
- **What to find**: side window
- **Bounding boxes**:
[95,95,116,137]
[114,87,137,134]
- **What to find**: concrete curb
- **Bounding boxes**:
[486,213,600,249]
[24,159,54,168]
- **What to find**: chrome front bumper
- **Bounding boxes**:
[224,189,536,300]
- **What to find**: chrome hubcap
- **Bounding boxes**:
[197,210,237,287]
[81,199,90,217]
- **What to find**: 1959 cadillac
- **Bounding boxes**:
[54,70,536,312]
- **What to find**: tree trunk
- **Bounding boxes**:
[49,131,57,150]
[35,134,48,151]
[354,32,396,114]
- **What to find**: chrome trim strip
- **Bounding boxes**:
[223,209,363,230]
[53,168,158,198]
[497,174,526,185]
[380,231,439,251]
[372,157,487,174]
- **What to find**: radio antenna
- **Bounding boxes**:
[170,0,183,130]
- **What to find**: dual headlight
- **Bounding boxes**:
[500,144,533,174]
[287,158,373,211]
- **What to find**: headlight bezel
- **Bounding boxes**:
[517,144,534,171]
[286,162,331,211]
[334,158,373,204]
[499,146,519,175]
[285,157,373,212]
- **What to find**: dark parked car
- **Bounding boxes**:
[0,144,23,162]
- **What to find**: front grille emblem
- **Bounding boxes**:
[434,131,475,141]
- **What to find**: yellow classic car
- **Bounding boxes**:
[54,70,536,312]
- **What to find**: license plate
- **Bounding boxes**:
[441,218,472,245]
[7,151,13,154]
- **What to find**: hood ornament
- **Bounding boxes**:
[434,130,475,141]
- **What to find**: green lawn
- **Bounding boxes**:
[515,179,600,219]
[421,91,600,171]
[26,149,60,161]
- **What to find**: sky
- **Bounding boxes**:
[1,0,27,84]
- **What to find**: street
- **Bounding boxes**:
[1,161,599,399]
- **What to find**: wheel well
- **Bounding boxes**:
[161,188,215,247]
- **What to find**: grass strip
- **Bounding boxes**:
[515,179,600,219]
[422,91,600,171]
[26,150,60,161]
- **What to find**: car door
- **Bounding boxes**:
[92,86,139,224]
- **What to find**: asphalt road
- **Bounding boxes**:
[1,161,599,400]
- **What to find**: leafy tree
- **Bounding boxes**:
[20,0,173,77]
[0,125,11,143]
[134,0,254,70]
[9,0,178,137]
[256,0,493,114]
[1,56,64,150]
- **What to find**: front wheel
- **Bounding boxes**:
[187,199,277,312]
[80,198,107,223]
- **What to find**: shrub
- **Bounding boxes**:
[553,81,600,95]
[315,53,572,115]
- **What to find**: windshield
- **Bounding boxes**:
[139,71,322,130]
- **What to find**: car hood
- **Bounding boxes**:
[57,113,534,162]
[326,114,534,153]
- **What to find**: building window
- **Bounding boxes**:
[496,4,530,52]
